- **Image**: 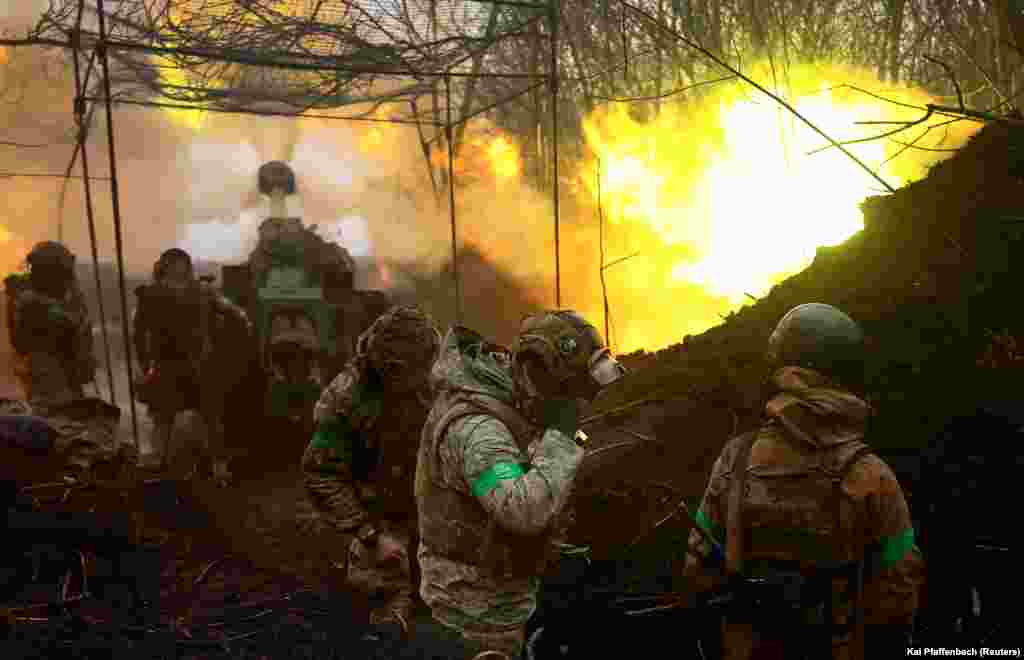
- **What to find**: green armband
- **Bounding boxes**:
[877,527,916,569]
[694,506,724,546]
[309,417,351,450]
[471,461,526,498]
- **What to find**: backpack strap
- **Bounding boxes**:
[725,430,759,575]
[830,445,874,525]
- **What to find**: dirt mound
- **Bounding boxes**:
[592,120,1024,448]
[563,120,1024,565]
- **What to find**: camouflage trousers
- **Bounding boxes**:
[296,483,416,626]
[143,360,229,480]
[149,411,227,480]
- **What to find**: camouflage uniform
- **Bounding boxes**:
[133,251,251,479]
[4,266,95,410]
[248,216,356,292]
[0,396,135,479]
[683,366,925,660]
[299,305,439,627]
[416,325,594,658]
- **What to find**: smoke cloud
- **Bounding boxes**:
[0,42,984,357]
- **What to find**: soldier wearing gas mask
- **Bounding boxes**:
[4,241,96,410]
[132,248,251,484]
[415,311,625,659]
[682,303,924,659]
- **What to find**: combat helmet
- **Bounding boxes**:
[767,303,865,386]
[513,310,625,400]
[357,305,441,389]
[258,161,296,196]
[26,241,75,273]
[154,248,193,280]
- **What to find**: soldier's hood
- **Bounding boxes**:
[764,366,872,449]
[430,326,515,404]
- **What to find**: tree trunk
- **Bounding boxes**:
[452,4,500,158]
[564,5,594,115]
[992,0,1022,104]
[529,17,544,184]
[748,0,767,59]
[655,0,664,118]
[708,0,723,56]
[880,0,906,82]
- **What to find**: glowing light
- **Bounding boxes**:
[485,136,520,181]
[579,63,980,353]
[424,125,522,186]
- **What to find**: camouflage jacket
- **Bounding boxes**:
[133,281,250,368]
[248,219,355,288]
[416,326,584,635]
[683,367,925,657]
[0,396,134,476]
[301,360,431,531]
[4,274,96,398]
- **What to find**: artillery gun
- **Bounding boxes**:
[219,162,391,433]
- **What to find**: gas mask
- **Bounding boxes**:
[513,310,626,406]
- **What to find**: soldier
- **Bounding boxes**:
[3,241,96,410]
[132,248,251,485]
[415,311,626,658]
[682,303,925,659]
[300,304,440,628]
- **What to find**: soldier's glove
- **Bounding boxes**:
[375,533,407,565]
[537,398,581,438]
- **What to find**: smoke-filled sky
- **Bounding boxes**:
[0,31,403,276]
[0,7,982,353]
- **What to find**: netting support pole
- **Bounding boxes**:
[96,0,140,453]
[71,1,117,408]
[445,74,462,324]
[549,0,561,307]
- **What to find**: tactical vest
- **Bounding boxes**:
[416,388,555,579]
[722,422,874,659]
[5,276,79,358]
[136,283,212,363]
[726,425,874,573]
[350,388,430,522]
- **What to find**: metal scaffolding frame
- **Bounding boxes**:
[2,0,565,451]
